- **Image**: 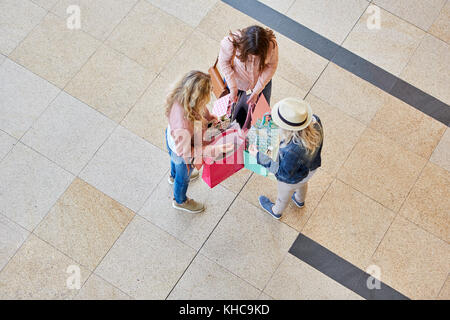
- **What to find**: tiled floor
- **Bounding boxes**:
[0,0,448,300]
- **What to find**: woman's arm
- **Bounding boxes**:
[256,151,279,175]
[218,37,238,98]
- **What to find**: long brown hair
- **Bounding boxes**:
[229,25,276,72]
[165,71,212,122]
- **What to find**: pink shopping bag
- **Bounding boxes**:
[202,129,245,188]
[251,94,271,126]
[212,93,231,117]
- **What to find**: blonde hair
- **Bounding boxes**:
[281,119,323,154]
[165,71,212,122]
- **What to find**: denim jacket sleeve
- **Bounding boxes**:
[256,152,279,174]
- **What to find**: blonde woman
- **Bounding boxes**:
[249,98,323,219]
[166,71,232,213]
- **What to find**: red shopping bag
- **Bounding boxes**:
[202,129,245,188]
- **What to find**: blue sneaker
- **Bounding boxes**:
[259,196,282,220]
[292,193,305,208]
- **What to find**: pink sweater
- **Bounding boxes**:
[168,101,215,161]
[218,35,278,96]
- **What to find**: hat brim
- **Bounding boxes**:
[271,102,313,131]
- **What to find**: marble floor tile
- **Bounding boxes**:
[0,59,60,139]
[265,254,363,300]
[74,274,131,300]
[343,6,425,76]
[286,0,369,44]
[65,45,156,123]
[10,13,100,88]
[197,1,259,42]
[311,63,390,124]
[0,235,90,299]
[145,0,217,28]
[96,215,196,300]
[30,0,58,10]
[34,179,135,271]
[79,126,169,212]
[303,180,396,269]
[401,34,450,105]
[338,128,427,212]
[21,92,116,174]
[270,74,308,106]
[306,94,366,176]
[369,95,446,159]
[240,168,334,232]
[219,168,253,195]
[0,143,74,230]
[201,197,298,289]
[0,214,29,271]
[259,0,295,14]
[139,173,235,250]
[168,254,260,300]
[373,0,446,31]
[429,1,450,44]
[106,0,193,73]
[51,0,138,41]
[430,128,450,172]
[437,277,450,300]
[0,131,17,162]
[400,162,450,242]
[371,216,450,300]
[0,0,46,55]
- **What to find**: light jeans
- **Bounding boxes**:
[272,170,316,215]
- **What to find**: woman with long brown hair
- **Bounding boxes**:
[218,25,278,107]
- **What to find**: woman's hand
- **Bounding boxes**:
[247,92,258,107]
[248,144,258,157]
[230,88,238,103]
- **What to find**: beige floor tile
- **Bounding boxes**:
[437,277,450,300]
[401,34,450,105]
[270,74,308,106]
[265,254,363,300]
[31,0,58,10]
[106,0,193,73]
[371,216,450,300]
[286,0,369,44]
[160,30,219,82]
[429,1,450,44]
[139,173,235,250]
[258,292,274,300]
[168,254,260,300]
[0,143,74,231]
[259,0,295,13]
[430,128,450,172]
[51,0,138,41]
[370,96,446,159]
[201,197,298,289]
[0,0,46,55]
[275,33,328,94]
[343,7,425,76]
[96,215,196,299]
[0,235,90,299]
[0,131,16,162]
[197,1,259,42]
[0,59,60,139]
[374,0,446,31]
[74,274,131,300]
[338,128,427,212]
[120,75,170,151]
[306,94,366,176]
[240,169,334,232]
[65,46,155,123]
[0,215,29,271]
[400,162,450,242]
[219,168,253,194]
[303,180,396,269]
[21,92,116,174]
[79,126,169,212]
[145,0,217,27]
[10,13,100,88]
[0,54,5,65]
[34,179,134,271]
[311,63,390,124]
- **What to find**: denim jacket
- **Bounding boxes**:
[257,115,323,184]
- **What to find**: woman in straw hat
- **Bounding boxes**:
[248,98,324,219]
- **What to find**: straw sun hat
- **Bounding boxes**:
[271,97,313,131]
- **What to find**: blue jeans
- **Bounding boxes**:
[166,129,192,204]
